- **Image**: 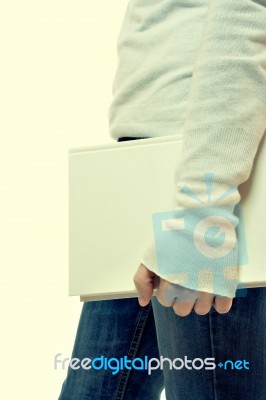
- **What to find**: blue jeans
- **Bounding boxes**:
[59,137,266,400]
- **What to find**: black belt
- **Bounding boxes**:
[117,136,149,142]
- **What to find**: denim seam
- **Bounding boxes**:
[114,302,152,400]
[115,136,151,400]
[209,311,218,400]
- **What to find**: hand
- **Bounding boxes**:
[133,263,233,316]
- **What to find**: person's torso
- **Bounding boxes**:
[108,0,208,140]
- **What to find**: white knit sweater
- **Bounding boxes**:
[108,0,266,298]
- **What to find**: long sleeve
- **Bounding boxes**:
[140,0,266,298]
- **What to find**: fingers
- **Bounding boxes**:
[157,280,197,316]
[172,299,195,317]
[213,295,233,314]
[172,286,198,317]
[133,263,156,307]
[193,292,214,315]
[156,280,233,317]
[156,279,177,307]
[134,264,233,316]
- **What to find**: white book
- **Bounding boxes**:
[68,134,266,302]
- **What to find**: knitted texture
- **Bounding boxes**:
[108,0,266,297]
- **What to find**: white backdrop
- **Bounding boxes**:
[0,1,166,399]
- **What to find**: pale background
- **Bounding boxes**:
[0,1,166,399]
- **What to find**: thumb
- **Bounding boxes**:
[133,263,156,307]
